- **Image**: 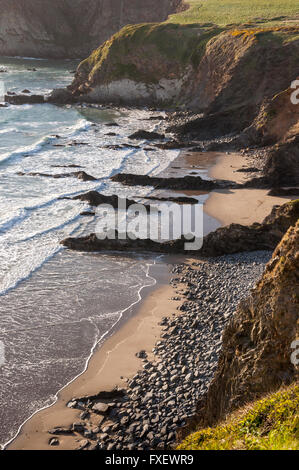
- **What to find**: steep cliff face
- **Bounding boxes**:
[195,212,299,427]
[0,0,184,58]
[69,25,299,113]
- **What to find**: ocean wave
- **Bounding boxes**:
[0,127,17,135]
[12,213,82,244]
[0,118,91,165]
[0,209,28,233]
[0,218,84,297]
[0,134,58,165]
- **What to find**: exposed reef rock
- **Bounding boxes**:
[200,200,299,256]
[0,0,184,59]
[194,218,299,428]
[111,173,233,191]
[17,171,97,182]
[5,93,45,105]
[61,232,189,254]
[128,130,165,140]
[71,190,198,207]
[67,190,152,211]
[61,200,299,256]
[268,188,299,197]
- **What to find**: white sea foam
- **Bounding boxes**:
[0,56,181,447]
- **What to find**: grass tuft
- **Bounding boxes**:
[177,384,299,450]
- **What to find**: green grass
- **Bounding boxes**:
[177,384,299,450]
[169,0,299,26]
[76,0,299,91]
[79,23,223,84]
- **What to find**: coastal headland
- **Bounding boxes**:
[2,0,299,451]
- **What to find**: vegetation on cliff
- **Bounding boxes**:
[177,215,299,450]
[169,0,299,26]
[70,1,299,112]
[178,384,299,450]
[70,22,222,96]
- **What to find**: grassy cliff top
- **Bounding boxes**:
[72,0,299,101]
[178,384,299,450]
[169,0,299,26]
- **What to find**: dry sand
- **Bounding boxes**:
[9,272,184,450]
[8,150,295,450]
[205,152,295,225]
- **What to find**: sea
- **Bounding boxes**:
[0,57,214,447]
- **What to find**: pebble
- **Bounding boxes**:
[64,251,270,450]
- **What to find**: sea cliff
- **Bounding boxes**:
[0,0,184,58]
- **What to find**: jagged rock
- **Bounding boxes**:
[154,140,198,150]
[17,171,97,182]
[71,191,138,208]
[143,195,198,204]
[5,93,45,105]
[195,219,299,427]
[268,188,299,197]
[61,231,190,254]
[128,130,165,140]
[111,173,232,191]
[60,200,299,257]
[48,88,74,104]
[200,200,299,256]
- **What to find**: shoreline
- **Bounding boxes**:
[10,250,271,450]
[7,255,184,450]
[8,146,295,450]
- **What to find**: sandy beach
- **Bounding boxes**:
[205,152,295,225]
[8,148,296,451]
[8,258,185,450]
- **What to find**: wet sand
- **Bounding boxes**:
[8,256,187,450]
[9,149,294,450]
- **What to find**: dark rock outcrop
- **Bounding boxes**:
[5,94,45,105]
[61,232,189,253]
[61,200,299,256]
[268,188,299,197]
[17,171,97,182]
[200,200,299,256]
[48,88,74,104]
[128,130,165,140]
[69,190,148,210]
[111,173,233,191]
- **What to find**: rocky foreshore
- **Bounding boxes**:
[47,251,271,450]
[61,200,299,257]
